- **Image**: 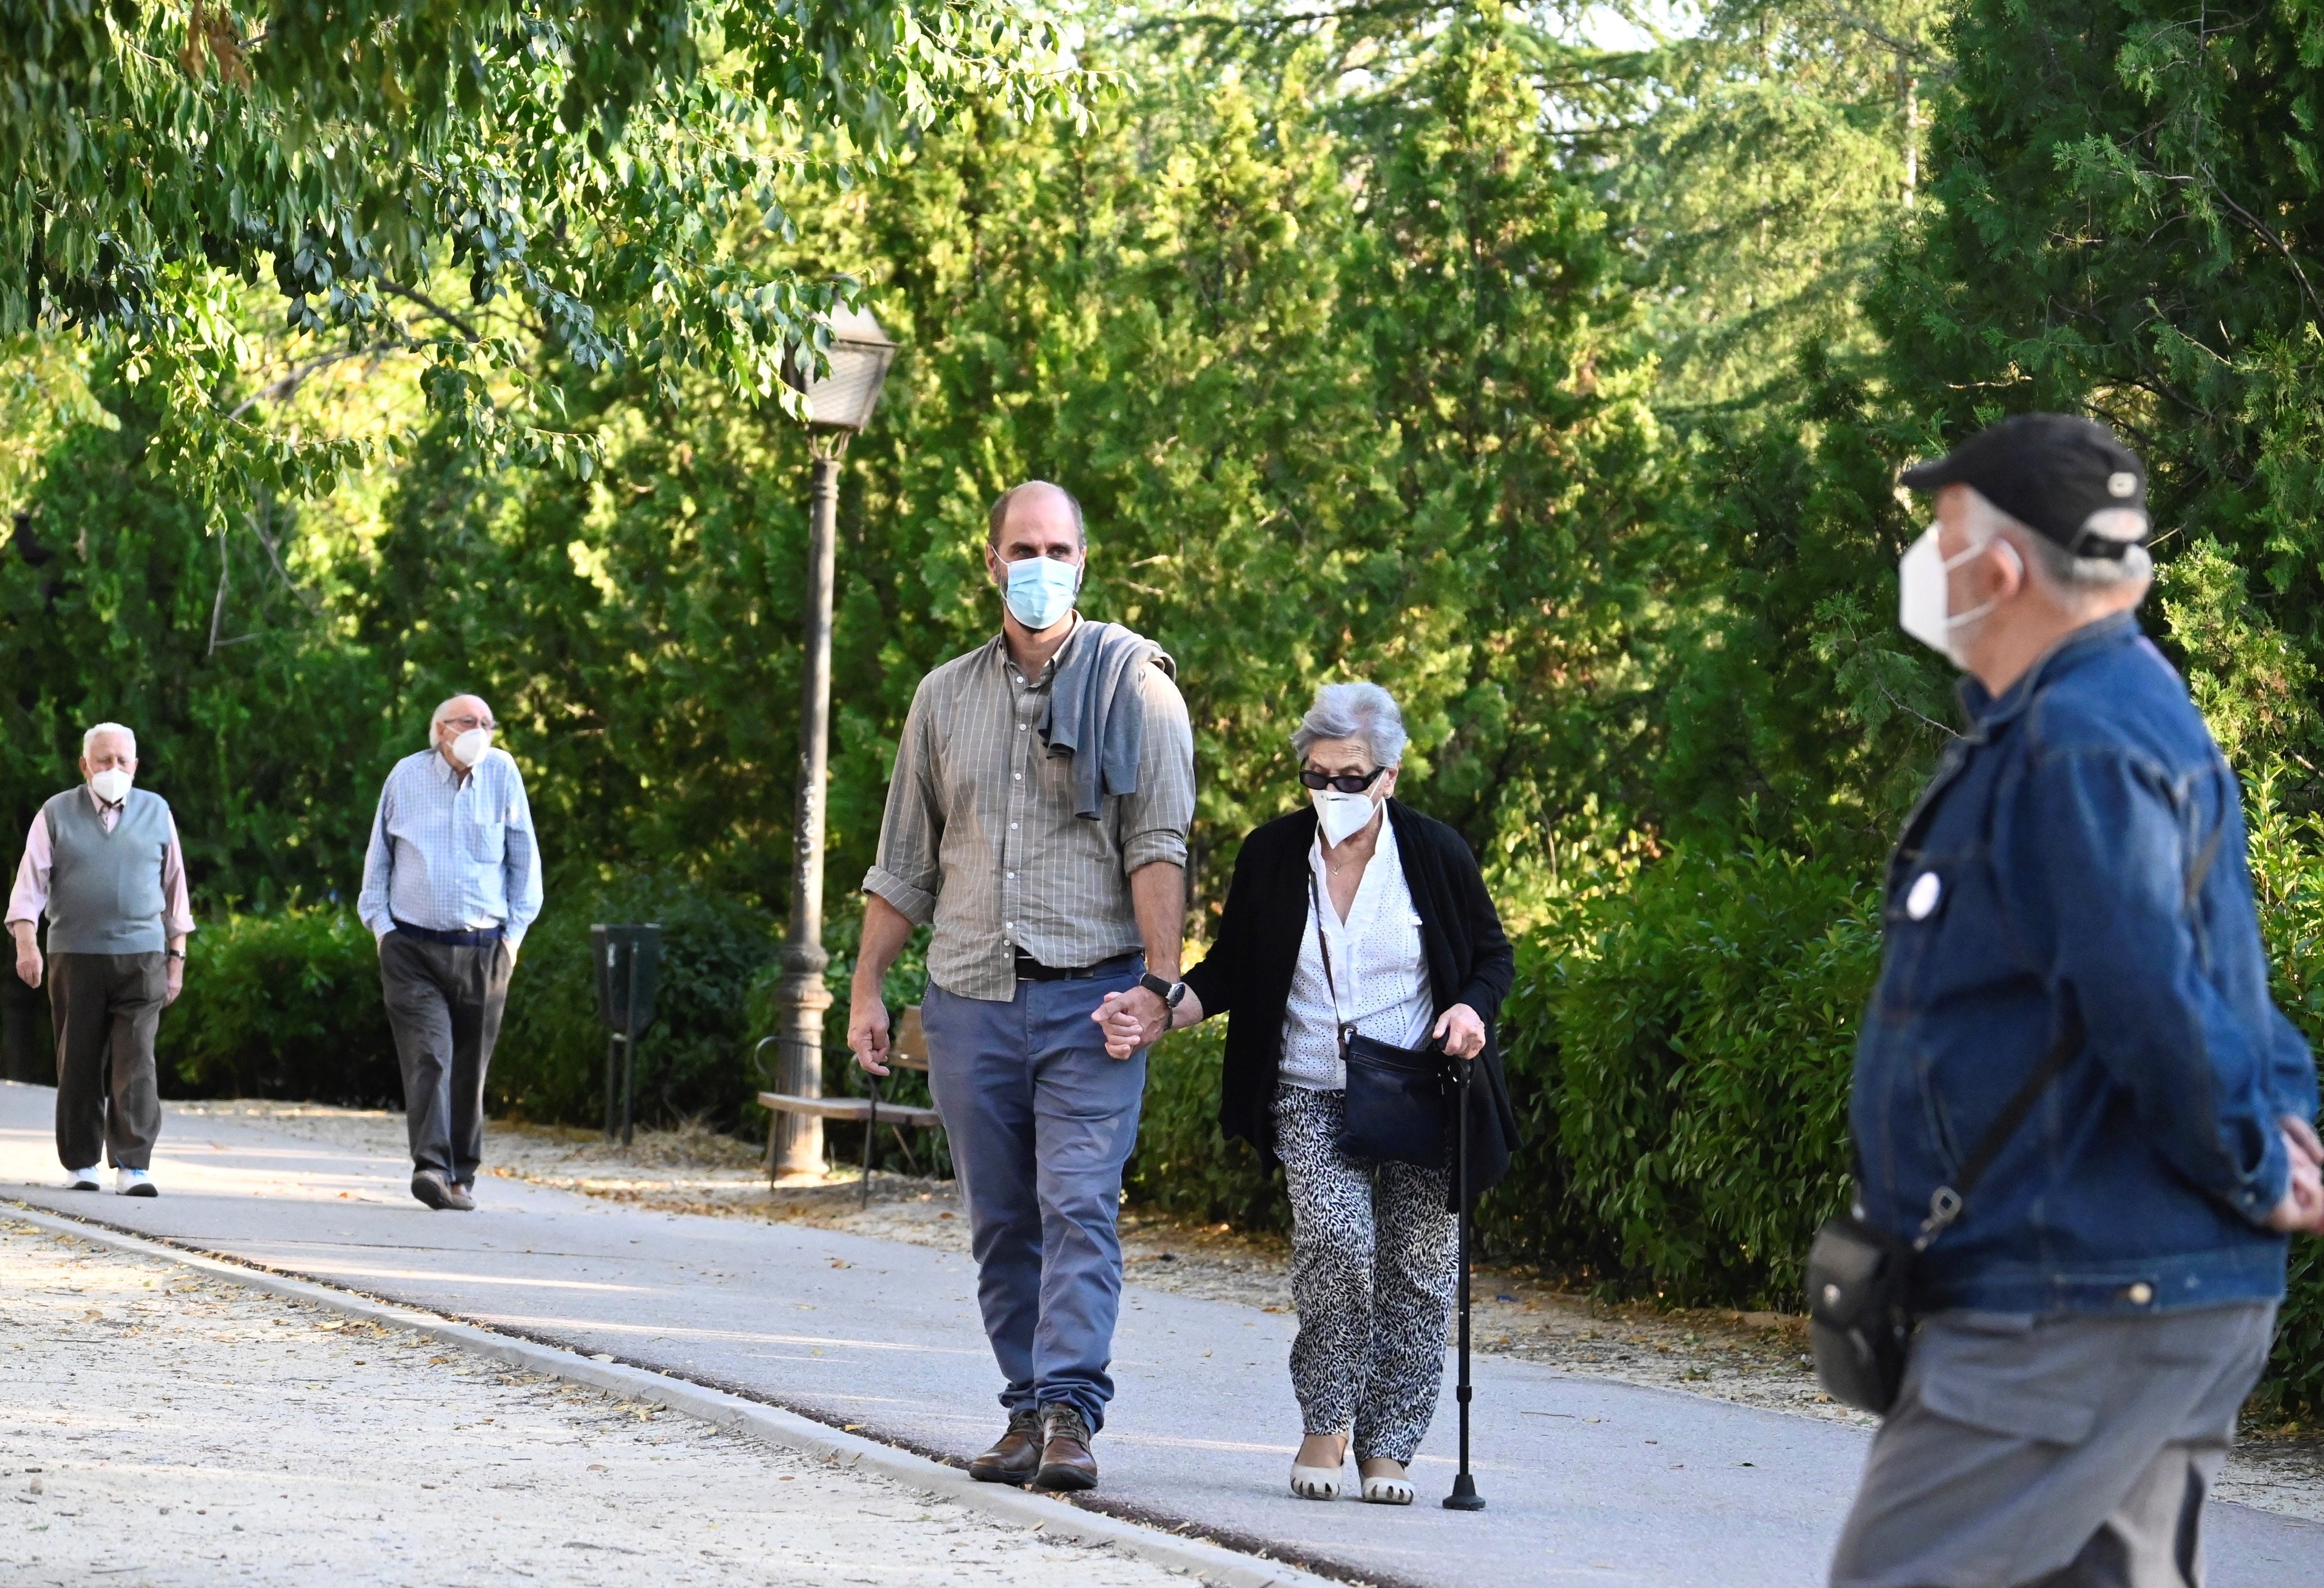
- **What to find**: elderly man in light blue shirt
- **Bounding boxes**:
[357,694,543,1211]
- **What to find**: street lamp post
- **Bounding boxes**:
[771,305,898,1180]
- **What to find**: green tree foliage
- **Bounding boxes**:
[1621,0,1944,410]
[5,0,2322,1411]
[820,7,1661,919]
[1877,0,2324,693]
[1,0,1082,517]
[0,372,395,905]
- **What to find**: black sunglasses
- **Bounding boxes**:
[1299,765,1388,794]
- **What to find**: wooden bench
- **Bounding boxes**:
[756,1005,944,1201]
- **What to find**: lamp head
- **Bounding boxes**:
[785,305,897,433]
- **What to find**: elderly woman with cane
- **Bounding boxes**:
[1096,681,1519,1504]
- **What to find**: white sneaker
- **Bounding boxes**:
[113,1167,157,1198]
[64,1165,101,1191]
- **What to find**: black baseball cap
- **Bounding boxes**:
[1899,414,2149,560]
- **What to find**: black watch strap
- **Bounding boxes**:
[1139,971,1186,1008]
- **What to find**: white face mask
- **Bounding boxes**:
[1002,555,1080,631]
[1897,523,2013,667]
[1312,788,1381,847]
[88,767,133,805]
[447,726,493,768]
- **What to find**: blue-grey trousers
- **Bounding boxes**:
[1829,1302,2277,1588]
[922,962,1148,1433]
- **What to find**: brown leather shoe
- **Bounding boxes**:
[1033,1404,1098,1492]
[968,1407,1043,1485]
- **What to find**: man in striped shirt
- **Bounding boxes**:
[849,480,1195,1493]
[357,695,543,1212]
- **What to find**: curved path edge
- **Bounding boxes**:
[5,1197,1344,1588]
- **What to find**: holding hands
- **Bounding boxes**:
[1092,982,1202,1059]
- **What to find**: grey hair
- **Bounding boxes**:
[1291,682,1408,769]
[1963,490,2152,599]
[428,695,494,746]
[82,722,135,759]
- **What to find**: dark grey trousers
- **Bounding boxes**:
[1829,1302,2277,1588]
[379,931,512,1186]
[50,951,165,1172]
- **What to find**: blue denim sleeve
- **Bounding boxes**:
[2008,748,2291,1225]
[2269,1007,2322,1124]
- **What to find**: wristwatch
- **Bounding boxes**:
[1138,971,1188,1010]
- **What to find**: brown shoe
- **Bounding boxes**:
[1033,1404,1097,1492]
[968,1407,1044,1486]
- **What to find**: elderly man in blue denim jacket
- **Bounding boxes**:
[1831,416,2324,1588]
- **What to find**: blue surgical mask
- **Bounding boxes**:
[1003,555,1080,630]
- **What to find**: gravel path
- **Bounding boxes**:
[0,1218,1202,1588]
[184,1100,2324,1524]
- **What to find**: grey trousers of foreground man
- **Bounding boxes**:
[1829,1302,2277,1588]
[49,951,166,1172]
[379,932,513,1188]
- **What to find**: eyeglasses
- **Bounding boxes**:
[441,715,495,732]
[1298,766,1387,794]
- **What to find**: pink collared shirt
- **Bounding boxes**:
[4,786,196,938]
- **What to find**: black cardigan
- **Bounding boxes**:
[1181,799,1522,1203]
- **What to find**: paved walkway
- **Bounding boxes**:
[5,1082,2316,1587]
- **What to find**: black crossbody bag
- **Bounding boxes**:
[1808,810,2227,1415]
[1308,872,1449,1168]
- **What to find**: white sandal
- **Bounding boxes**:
[1360,1471,1415,1506]
[1290,1435,1347,1501]
[1289,1463,1343,1501]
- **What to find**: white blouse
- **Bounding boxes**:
[1277,816,1436,1091]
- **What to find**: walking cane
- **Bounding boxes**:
[1445,1051,1484,1511]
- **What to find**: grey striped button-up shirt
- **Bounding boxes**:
[864,625,1195,1001]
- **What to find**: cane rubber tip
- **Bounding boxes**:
[1444,1494,1487,1511]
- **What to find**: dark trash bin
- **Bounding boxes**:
[591,923,663,1145]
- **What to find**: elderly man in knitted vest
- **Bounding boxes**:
[6,722,194,1196]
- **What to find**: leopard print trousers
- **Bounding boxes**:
[1272,1082,1458,1464]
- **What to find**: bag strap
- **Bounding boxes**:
[1306,869,1354,1053]
[1913,803,2231,1249]
[1915,1015,2081,1247]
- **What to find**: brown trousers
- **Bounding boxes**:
[50,951,166,1172]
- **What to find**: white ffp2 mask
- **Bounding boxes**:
[449,727,493,768]
[1312,789,1380,847]
[1897,523,2012,667]
[88,768,133,804]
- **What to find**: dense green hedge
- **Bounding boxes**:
[1122,1020,1284,1233]
[162,905,402,1106]
[491,870,778,1130]
[1128,833,2323,1419]
[157,844,2323,1420]
[1508,846,1878,1306]
[161,871,781,1136]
